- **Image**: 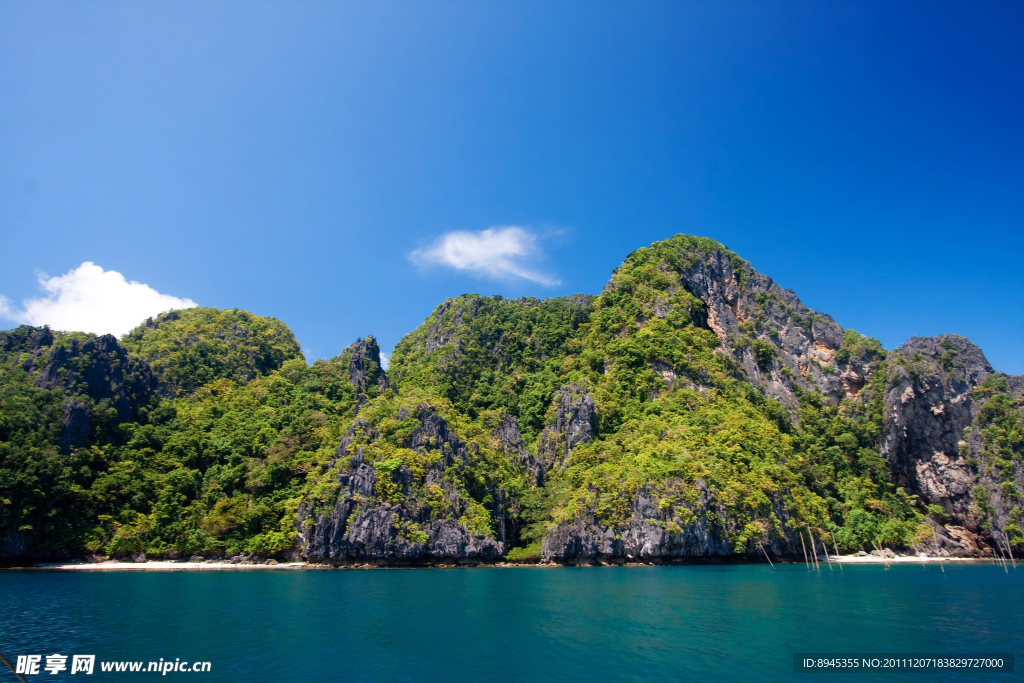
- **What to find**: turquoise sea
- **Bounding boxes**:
[1,564,1020,682]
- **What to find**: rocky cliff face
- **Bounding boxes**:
[881,336,989,525]
[880,335,1023,547]
[297,404,506,564]
[341,336,389,396]
[541,482,802,563]
[2,326,157,452]
[647,245,882,412]
[537,383,596,472]
[493,414,544,487]
[1,325,54,367]
[33,334,156,424]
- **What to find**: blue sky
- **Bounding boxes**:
[1,1,1021,373]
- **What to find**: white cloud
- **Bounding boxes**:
[379,350,390,370]
[408,226,560,286]
[0,262,198,337]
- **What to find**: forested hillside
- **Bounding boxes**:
[2,235,1021,563]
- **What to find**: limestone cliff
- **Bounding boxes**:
[2,234,1021,565]
[1,326,156,452]
[880,335,1023,549]
[624,244,882,412]
[336,335,389,397]
[537,383,596,472]
[542,482,804,563]
[296,400,510,564]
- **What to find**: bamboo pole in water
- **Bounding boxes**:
[831,530,844,571]
[996,539,1009,573]
[760,543,775,569]
[1005,533,1017,570]
[0,652,30,683]
[817,530,833,571]
[931,526,944,573]
[871,539,890,568]
[800,531,810,569]
[810,530,822,570]
[912,540,926,569]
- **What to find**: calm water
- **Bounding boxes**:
[0,564,1020,682]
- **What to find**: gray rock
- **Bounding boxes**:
[297,404,505,564]
[0,527,33,558]
[0,325,54,372]
[881,335,1023,533]
[494,414,544,487]
[542,481,801,562]
[537,383,596,471]
[638,243,882,412]
[0,327,156,454]
[34,334,157,425]
[342,336,389,394]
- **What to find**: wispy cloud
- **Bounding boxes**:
[0,262,198,336]
[408,226,560,286]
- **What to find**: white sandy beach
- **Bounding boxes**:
[830,554,982,564]
[29,560,308,571]
[18,556,1003,570]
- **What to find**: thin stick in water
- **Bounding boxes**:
[1005,533,1017,570]
[800,531,810,569]
[0,652,30,683]
[931,526,944,573]
[819,531,833,571]
[814,532,822,570]
[831,530,844,571]
[912,540,926,570]
[760,543,775,569]
[808,530,818,570]
[871,539,890,568]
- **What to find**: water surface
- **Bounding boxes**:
[1,564,1020,682]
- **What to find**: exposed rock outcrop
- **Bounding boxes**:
[494,414,544,487]
[881,335,1024,536]
[343,336,389,395]
[1,325,54,369]
[636,244,883,411]
[537,384,596,471]
[33,333,157,427]
[1,328,157,452]
[297,404,505,564]
[542,482,800,563]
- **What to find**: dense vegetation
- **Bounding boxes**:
[122,308,303,397]
[1,235,1020,561]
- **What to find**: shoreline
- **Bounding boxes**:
[831,555,978,564]
[4,555,1000,571]
[21,560,310,571]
